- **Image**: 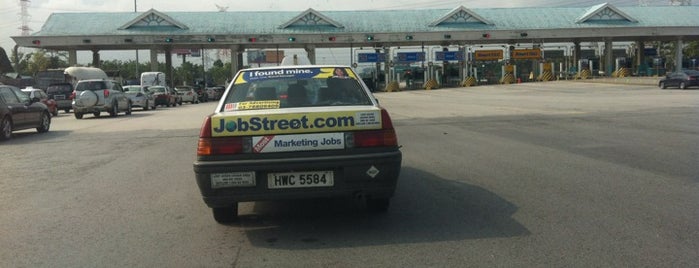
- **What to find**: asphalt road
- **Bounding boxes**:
[1,81,697,267]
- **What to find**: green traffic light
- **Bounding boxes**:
[288,37,296,42]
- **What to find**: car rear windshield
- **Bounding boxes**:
[76,81,108,91]
[150,87,167,93]
[47,84,72,94]
[220,67,372,111]
[124,86,142,93]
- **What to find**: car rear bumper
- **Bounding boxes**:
[193,150,401,208]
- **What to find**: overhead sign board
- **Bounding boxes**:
[357,53,386,63]
[474,50,503,61]
[435,51,464,61]
[512,48,541,60]
[396,52,425,63]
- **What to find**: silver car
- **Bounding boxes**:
[124,85,156,110]
[72,79,132,119]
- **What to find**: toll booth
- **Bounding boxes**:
[394,51,426,89]
[613,57,631,77]
[576,59,592,79]
[537,62,554,81]
[651,57,666,76]
[355,52,387,91]
[434,49,465,87]
[511,48,542,82]
[472,49,505,85]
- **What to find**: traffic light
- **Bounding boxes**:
[31,40,41,45]
[288,37,296,42]
[366,35,374,41]
[482,33,490,38]
[207,37,215,42]
[165,37,174,43]
[405,35,413,40]
[328,36,336,41]
[520,32,528,37]
[248,37,257,42]
[443,34,452,39]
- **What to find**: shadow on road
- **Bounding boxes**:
[239,166,529,249]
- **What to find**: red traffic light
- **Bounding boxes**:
[32,40,41,45]
[482,33,490,38]
[248,37,257,42]
[328,36,336,41]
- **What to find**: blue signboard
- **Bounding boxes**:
[357,53,386,63]
[397,52,425,63]
[435,51,464,61]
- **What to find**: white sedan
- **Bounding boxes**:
[175,86,200,104]
[123,85,156,110]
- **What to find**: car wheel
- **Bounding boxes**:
[144,100,150,111]
[212,204,238,224]
[659,82,666,89]
[94,111,101,117]
[51,109,58,117]
[36,112,50,133]
[74,112,84,119]
[366,197,390,212]
[125,101,132,115]
[109,103,118,117]
[64,109,70,113]
[0,116,12,141]
[680,82,686,89]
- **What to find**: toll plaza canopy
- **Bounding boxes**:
[10,3,699,76]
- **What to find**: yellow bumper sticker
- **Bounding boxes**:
[211,110,381,137]
[224,100,281,111]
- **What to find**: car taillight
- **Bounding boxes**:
[349,109,398,148]
[689,76,697,80]
[197,116,249,156]
[103,89,109,98]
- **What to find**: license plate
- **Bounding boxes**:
[54,95,65,100]
[211,172,255,189]
[268,171,334,189]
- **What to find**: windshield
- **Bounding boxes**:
[221,67,372,111]
[150,86,166,93]
[123,86,142,93]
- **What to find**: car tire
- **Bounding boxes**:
[659,82,666,89]
[212,204,239,224]
[36,112,50,133]
[680,82,686,89]
[144,100,150,111]
[366,197,390,212]
[166,102,171,107]
[125,101,132,115]
[51,109,58,117]
[64,109,70,113]
[0,116,12,141]
[75,112,84,119]
[109,103,118,117]
[93,111,101,117]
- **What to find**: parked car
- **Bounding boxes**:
[659,70,699,89]
[171,87,182,106]
[123,85,156,110]
[22,87,58,116]
[72,79,132,119]
[206,86,224,101]
[46,83,74,113]
[193,63,402,223]
[0,85,51,140]
[175,86,199,104]
[194,85,208,102]
[149,86,177,107]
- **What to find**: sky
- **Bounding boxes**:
[0,0,660,65]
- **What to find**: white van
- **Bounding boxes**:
[140,72,166,88]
